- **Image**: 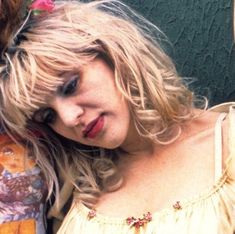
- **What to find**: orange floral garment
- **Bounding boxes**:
[0,133,47,234]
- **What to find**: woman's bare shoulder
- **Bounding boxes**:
[182,108,230,166]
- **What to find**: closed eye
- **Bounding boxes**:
[33,108,56,125]
[58,75,79,96]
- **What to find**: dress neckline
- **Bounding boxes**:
[76,168,229,224]
[75,110,234,225]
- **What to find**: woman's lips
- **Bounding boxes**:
[83,115,104,139]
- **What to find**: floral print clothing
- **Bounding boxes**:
[0,134,47,234]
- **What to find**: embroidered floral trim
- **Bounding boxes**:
[88,209,96,219]
[87,201,182,227]
[173,201,182,210]
[126,212,152,228]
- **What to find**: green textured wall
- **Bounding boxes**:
[125,0,235,105]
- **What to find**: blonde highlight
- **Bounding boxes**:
[0,0,205,208]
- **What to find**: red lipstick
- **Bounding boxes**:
[83,115,104,138]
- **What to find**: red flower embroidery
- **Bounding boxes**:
[126,212,152,228]
[126,216,137,226]
[30,0,55,12]
[87,209,96,219]
[143,212,152,222]
[173,201,182,210]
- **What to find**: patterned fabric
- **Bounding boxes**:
[57,104,235,234]
[0,134,47,234]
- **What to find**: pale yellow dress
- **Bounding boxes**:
[57,104,235,234]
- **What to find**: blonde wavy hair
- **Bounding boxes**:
[0,0,202,207]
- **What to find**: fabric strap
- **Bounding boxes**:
[214,112,227,182]
[212,103,235,182]
[228,105,235,155]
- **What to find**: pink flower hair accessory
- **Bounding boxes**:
[29,0,55,13]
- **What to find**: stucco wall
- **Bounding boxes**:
[125,0,235,105]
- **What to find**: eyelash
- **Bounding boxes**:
[33,75,80,124]
[33,108,56,125]
[58,75,79,96]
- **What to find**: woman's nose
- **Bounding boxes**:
[52,98,84,127]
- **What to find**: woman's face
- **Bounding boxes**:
[33,58,132,149]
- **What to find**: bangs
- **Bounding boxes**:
[3,47,95,129]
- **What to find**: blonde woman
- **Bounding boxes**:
[0,0,234,233]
